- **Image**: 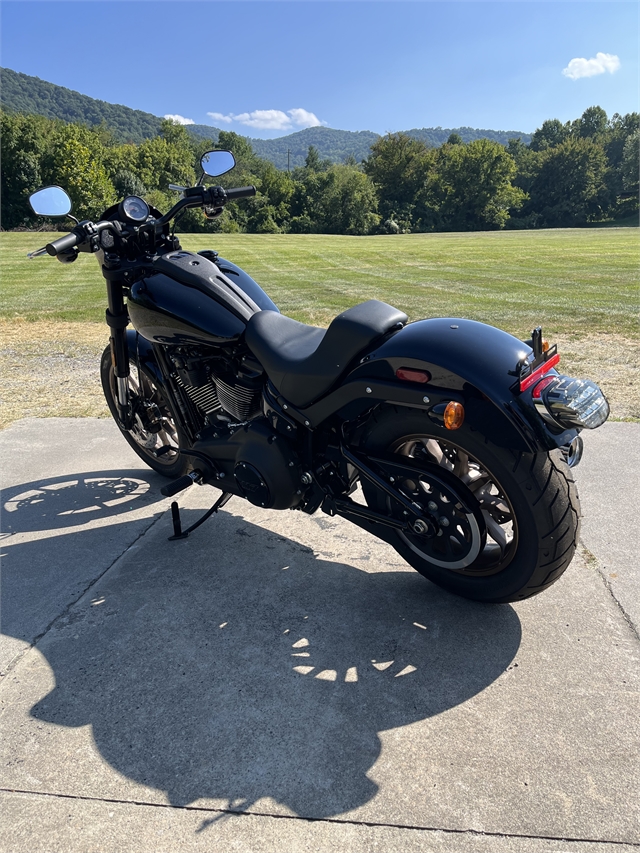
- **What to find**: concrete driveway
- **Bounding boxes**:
[1,418,638,853]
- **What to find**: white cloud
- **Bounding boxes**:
[206,108,326,131]
[235,110,293,130]
[164,114,195,125]
[288,108,324,128]
[207,112,233,124]
[562,52,621,80]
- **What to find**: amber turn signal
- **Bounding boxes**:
[443,401,465,430]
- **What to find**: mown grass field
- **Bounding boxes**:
[0,228,638,426]
[1,228,638,338]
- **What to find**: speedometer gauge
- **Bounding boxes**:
[119,196,150,223]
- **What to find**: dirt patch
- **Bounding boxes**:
[0,321,637,429]
[555,333,639,421]
[0,321,109,429]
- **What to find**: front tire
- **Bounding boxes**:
[100,345,190,479]
[360,405,581,603]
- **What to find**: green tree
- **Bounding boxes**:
[217,131,256,167]
[621,130,639,191]
[523,137,609,226]
[577,106,608,140]
[136,134,195,193]
[316,165,380,234]
[253,162,295,230]
[602,113,640,217]
[363,132,433,228]
[305,145,322,171]
[0,111,50,228]
[530,119,570,151]
[288,164,379,234]
[618,130,640,218]
[103,143,140,184]
[40,123,116,220]
[112,170,146,198]
[421,139,524,231]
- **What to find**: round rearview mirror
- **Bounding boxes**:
[29,186,72,217]
[200,150,236,178]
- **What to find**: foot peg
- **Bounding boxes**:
[161,470,202,498]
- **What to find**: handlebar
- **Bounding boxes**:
[41,221,112,257]
[225,186,257,201]
[46,231,80,256]
[155,184,257,228]
[30,186,257,257]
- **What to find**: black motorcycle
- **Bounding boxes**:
[27,149,609,603]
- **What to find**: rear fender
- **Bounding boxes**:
[301,318,577,452]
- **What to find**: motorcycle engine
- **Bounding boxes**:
[172,353,263,423]
[171,351,304,509]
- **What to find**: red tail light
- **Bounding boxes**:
[396,368,431,384]
[532,375,558,399]
[520,352,560,392]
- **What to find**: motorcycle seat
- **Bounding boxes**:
[245,300,408,408]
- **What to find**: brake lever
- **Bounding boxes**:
[26,246,48,259]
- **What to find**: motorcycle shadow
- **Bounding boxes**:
[0,468,165,534]
[0,468,168,648]
[29,504,522,822]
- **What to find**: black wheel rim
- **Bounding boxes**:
[110,367,181,466]
[390,435,518,576]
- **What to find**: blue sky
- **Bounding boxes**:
[1,1,637,138]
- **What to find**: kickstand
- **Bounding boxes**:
[168,492,233,541]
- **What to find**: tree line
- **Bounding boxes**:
[1,105,637,234]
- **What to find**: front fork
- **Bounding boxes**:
[104,268,133,428]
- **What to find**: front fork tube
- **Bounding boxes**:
[105,278,133,429]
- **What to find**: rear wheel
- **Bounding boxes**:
[100,345,190,479]
[360,405,581,603]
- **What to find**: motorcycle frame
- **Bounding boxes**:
[124,308,578,483]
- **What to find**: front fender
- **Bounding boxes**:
[303,318,577,452]
[126,329,165,387]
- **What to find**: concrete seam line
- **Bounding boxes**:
[0,509,169,679]
[1,789,638,847]
[578,542,639,642]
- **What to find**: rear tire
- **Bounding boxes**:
[360,405,581,603]
[100,345,190,479]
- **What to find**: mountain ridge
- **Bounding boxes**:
[1,66,532,168]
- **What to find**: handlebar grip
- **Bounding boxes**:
[46,231,80,256]
[225,186,257,201]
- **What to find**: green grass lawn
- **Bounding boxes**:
[1,228,637,341]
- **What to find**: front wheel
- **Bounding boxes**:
[100,345,190,479]
[360,405,581,603]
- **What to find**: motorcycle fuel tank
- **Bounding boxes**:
[127,250,277,346]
